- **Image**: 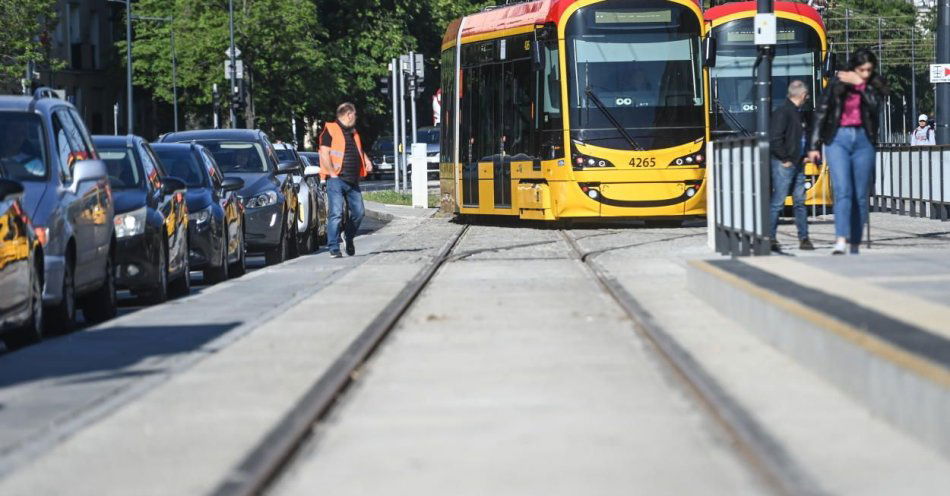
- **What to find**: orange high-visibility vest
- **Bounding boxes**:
[320,121,367,179]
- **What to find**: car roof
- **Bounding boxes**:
[272,142,295,150]
[0,94,77,114]
[161,128,266,142]
[152,142,203,153]
[92,134,145,148]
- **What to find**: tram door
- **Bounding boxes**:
[460,63,480,208]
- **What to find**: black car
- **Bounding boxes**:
[0,179,43,346]
[159,130,299,265]
[152,143,246,283]
[93,135,190,303]
[1,89,115,334]
[274,143,324,254]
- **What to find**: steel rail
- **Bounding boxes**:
[559,230,827,496]
[211,224,470,496]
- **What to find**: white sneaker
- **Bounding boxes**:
[832,239,847,255]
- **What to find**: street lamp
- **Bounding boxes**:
[132,15,179,132]
[108,0,133,134]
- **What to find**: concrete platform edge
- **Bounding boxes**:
[686,259,950,459]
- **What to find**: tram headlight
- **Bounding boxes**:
[670,151,706,167]
[804,181,813,190]
[572,153,615,170]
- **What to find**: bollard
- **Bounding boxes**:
[411,143,428,208]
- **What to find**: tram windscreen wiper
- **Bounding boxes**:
[716,99,752,137]
[584,87,645,151]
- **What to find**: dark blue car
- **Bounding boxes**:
[92,135,190,303]
[151,143,246,283]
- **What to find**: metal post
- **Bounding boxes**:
[845,9,851,55]
[213,83,220,129]
[291,113,297,148]
[399,57,408,192]
[113,102,119,135]
[878,17,886,142]
[911,29,918,125]
[755,0,774,254]
[937,0,950,144]
[125,0,133,134]
[171,26,178,132]
[228,0,237,129]
[391,59,400,192]
[409,51,419,148]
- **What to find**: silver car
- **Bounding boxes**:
[0,89,116,336]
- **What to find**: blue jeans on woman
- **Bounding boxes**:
[326,178,365,253]
[825,127,876,245]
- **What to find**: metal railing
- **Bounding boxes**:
[708,137,771,256]
[873,145,950,221]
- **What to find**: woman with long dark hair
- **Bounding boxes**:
[807,48,888,255]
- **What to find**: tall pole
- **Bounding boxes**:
[391,59,400,192]
[171,26,179,132]
[228,0,238,128]
[399,57,408,192]
[937,0,950,144]
[756,0,774,253]
[409,51,419,148]
[878,17,885,142]
[126,0,133,134]
[911,29,917,125]
[845,9,851,55]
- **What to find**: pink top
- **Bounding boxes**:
[839,83,866,127]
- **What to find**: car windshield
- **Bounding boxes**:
[274,148,296,162]
[416,129,440,145]
[566,0,704,149]
[372,139,394,153]
[153,147,207,187]
[97,147,144,190]
[0,112,48,181]
[193,141,269,173]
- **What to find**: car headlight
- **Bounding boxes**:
[114,206,147,238]
[245,190,279,209]
[190,205,212,224]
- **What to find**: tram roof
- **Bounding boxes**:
[442,0,702,49]
[704,1,824,30]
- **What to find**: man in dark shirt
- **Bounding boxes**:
[769,80,813,251]
[319,103,374,258]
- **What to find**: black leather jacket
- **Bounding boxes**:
[809,75,888,150]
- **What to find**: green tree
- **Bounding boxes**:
[0,0,61,93]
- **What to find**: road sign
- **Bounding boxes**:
[224,47,242,58]
[225,59,244,79]
[931,64,950,83]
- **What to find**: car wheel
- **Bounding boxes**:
[229,226,247,277]
[169,239,191,297]
[204,231,230,284]
[82,254,118,324]
[297,220,315,255]
[288,218,300,260]
[8,258,45,347]
[264,224,287,266]
[45,255,76,334]
[142,242,169,304]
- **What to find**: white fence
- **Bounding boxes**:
[708,137,771,256]
[873,145,950,221]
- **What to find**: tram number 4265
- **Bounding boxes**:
[629,157,656,167]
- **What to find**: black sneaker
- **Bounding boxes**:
[770,240,782,252]
[329,250,342,259]
[344,237,355,256]
[799,238,815,250]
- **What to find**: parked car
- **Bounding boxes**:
[93,135,190,302]
[299,152,328,246]
[274,143,324,254]
[0,179,43,346]
[416,126,441,177]
[152,142,246,283]
[367,137,395,180]
[0,89,115,334]
[159,129,298,265]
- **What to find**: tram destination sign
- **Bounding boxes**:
[931,64,950,84]
[595,9,671,24]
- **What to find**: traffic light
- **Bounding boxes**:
[378,76,390,96]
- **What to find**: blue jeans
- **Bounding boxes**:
[326,178,365,252]
[825,127,875,244]
[769,158,809,240]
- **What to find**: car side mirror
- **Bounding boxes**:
[276,160,301,174]
[303,165,320,177]
[71,159,108,192]
[703,36,717,68]
[161,176,187,195]
[221,176,244,192]
[0,178,25,202]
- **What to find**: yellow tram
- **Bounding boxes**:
[705,1,833,209]
[439,0,711,221]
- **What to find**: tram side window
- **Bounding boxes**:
[461,64,479,164]
[538,40,563,159]
[440,48,455,163]
[476,63,498,161]
[501,59,535,159]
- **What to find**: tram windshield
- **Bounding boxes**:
[710,18,821,138]
[566,0,704,150]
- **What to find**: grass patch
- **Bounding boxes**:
[363,190,440,208]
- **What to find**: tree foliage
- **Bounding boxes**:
[0,0,61,93]
[126,0,494,143]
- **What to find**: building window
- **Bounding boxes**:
[69,3,83,70]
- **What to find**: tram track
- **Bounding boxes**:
[559,229,825,496]
[210,224,470,496]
